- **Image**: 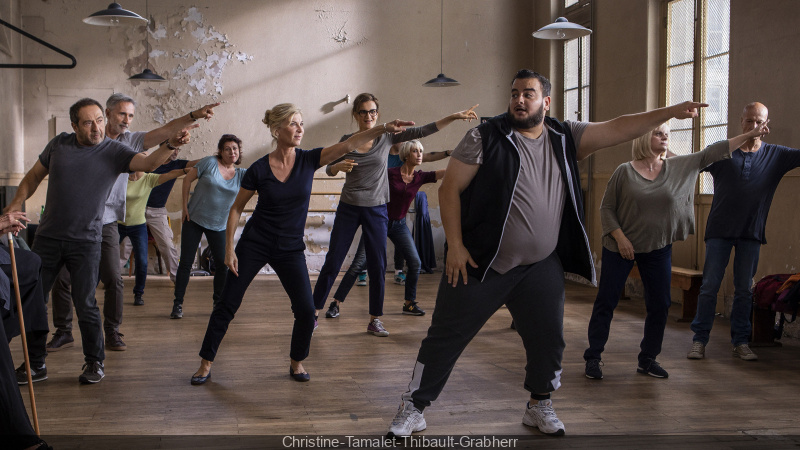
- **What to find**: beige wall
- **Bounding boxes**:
[4,0,800,326]
[4,0,536,268]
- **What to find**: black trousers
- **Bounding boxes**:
[401,252,566,410]
[1,245,44,449]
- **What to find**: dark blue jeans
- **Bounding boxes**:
[199,231,315,362]
[334,219,421,303]
[313,202,388,316]
[691,238,760,346]
[32,235,104,363]
[174,220,228,307]
[584,245,672,365]
[118,223,148,296]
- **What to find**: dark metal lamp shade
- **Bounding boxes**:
[128,68,166,81]
[423,73,460,87]
[83,3,148,26]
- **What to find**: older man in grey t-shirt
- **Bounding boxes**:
[5,97,192,384]
[45,94,217,354]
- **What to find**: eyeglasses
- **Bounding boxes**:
[357,109,378,117]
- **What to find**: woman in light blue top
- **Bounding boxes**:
[171,134,246,319]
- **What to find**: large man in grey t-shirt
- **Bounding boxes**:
[387,70,707,438]
[4,98,192,384]
[46,94,216,354]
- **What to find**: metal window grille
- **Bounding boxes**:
[564,34,590,122]
[666,0,729,194]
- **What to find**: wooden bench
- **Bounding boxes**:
[628,266,703,321]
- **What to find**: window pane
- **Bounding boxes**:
[564,39,579,89]
[581,86,590,121]
[667,64,695,131]
[705,0,730,56]
[668,0,695,66]
[564,89,579,122]
[699,173,714,194]
[670,129,694,157]
[703,54,729,127]
[581,35,591,87]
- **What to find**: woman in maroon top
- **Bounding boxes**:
[332,140,445,315]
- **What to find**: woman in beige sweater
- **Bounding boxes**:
[583,120,770,380]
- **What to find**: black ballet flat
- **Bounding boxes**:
[289,367,310,382]
[191,372,211,385]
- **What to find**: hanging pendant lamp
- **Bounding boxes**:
[532,17,592,40]
[83,2,148,26]
[424,0,459,87]
[128,1,166,82]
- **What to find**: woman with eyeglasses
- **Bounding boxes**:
[312,92,477,337]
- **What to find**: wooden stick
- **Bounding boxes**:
[7,232,40,435]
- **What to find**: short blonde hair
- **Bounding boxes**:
[398,140,423,162]
[262,103,302,140]
[631,123,669,161]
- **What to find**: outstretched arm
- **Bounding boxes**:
[142,103,220,149]
[434,105,479,131]
[578,101,708,160]
[3,161,49,214]
[439,158,480,287]
[224,188,255,277]
[727,119,770,151]
[422,150,452,163]
[319,120,415,166]
[156,168,189,185]
[130,125,197,172]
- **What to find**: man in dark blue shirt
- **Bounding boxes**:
[688,102,800,361]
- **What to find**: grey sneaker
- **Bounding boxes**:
[78,361,105,384]
[170,303,183,319]
[367,318,389,337]
[637,359,669,378]
[387,401,426,437]
[733,343,758,361]
[16,363,47,385]
[522,399,565,436]
[585,359,603,379]
[133,294,144,306]
[687,341,705,359]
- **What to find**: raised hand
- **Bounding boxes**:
[334,159,358,174]
[384,120,416,133]
[192,102,221,121]
[453,104,479,122]
[749,119,770,139]
[671,101,709,120]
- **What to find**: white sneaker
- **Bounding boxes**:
[388,401,426,437]
[687,341,705,359]
[522,399,565,436]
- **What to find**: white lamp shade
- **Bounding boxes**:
[533,17,591,40]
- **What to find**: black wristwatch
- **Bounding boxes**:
[161,139,178,150]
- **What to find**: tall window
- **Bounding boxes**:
[563,0,591,122]
[666,0,730,193]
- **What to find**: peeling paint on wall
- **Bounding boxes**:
[123,5,253,126]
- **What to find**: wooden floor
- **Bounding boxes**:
[9,272,800,448]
